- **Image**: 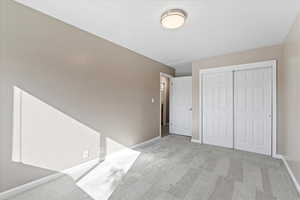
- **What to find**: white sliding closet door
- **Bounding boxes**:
[170,77,192,136]
[234,67,272,155]
[202,72,233,148]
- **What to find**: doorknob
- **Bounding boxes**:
[189,108,192,111]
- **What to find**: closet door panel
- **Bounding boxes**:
[234,67,272,155]
[202,72,233,148]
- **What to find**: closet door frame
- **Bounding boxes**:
[198,60,277,157]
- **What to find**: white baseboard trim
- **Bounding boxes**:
[0,172,62,200]
[191,139,201,144]
[276,154,300,195]
[0,157,102,200]
[0,136,161,199]
[131,136,161,149]
[64,158,101,175]
[273,154,283,160]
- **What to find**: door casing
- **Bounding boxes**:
[160,72,173,138]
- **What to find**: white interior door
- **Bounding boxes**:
[234,67,272,155]
[202,72,234,148]
[170,77,192,136]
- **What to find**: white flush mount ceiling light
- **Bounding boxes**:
[161,9,187,29]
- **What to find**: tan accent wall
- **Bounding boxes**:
[192,45,283,152]
[0,0,4,192]
[282,12,300,184]
[0,0,174,192]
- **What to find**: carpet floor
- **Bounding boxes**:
[7,135,299,200]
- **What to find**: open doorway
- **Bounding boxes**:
[160,74,171,137]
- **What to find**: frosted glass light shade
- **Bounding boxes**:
[161,9,187,29]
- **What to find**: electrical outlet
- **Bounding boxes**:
[82,150,89,159]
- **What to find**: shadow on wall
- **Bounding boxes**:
[8,86,141,199]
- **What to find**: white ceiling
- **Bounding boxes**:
[15,0,300,74]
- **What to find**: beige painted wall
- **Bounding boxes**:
[0,0,4,191]
[0,0,174,192]
[192,45,283,152]
[282,12,300,184]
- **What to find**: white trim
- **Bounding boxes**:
[276,154,300,195]
[271,61,277,158]
[12,87,22,162]
[273,154,283,160]
[199,73,203,144]
[198,60,277,157]
[63,158,102,175]
[0,173,62,200]
[160,72,173,79]
[131,136,161,149]
[0,158,102,200]
[199,60,276,74]
[0,136,160,199]
[191,139,201,144]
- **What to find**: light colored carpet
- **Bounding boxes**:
[6,135,299,200]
